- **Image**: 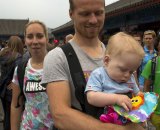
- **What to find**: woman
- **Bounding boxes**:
[0,36,24,130]
[11,20,54,130]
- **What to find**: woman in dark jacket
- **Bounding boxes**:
[0,36,24,130]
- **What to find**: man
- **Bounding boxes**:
[138,30,157,90]
[131,31,143,85]
[41,0,144,130]
[132,32,143,46]
[65,34,74,44]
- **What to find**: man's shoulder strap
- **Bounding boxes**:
[60,43,105,117]
[60,43,86,88]
[60,43,86,112]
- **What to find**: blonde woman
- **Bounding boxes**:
[11,20,54,130]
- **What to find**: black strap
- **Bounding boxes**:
[60,43,86,112]
[150,56,157,92]
[16,59,28,108]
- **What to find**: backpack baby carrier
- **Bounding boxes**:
[60,43,104,118]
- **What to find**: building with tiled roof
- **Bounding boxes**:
[0,19,55,42]
[0,19,29,41]
[52,0,160,38]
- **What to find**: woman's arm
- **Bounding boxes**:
[47,81,144,130]
[11,82,24,130]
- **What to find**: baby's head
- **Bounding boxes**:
[104,32,145,83]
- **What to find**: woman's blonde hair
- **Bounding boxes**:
[0,36,24,63]
[105,32,145,59]
[24,20,48,40]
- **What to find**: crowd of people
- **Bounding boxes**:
[0,0,160,130]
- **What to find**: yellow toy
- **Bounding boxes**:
[131,94,144,110]
[113,92,158,123]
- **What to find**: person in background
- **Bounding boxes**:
[41,0,144,130]
[130,31,143,86]
[0,36,24,130]
[0,40,2,50]
[142,37,160,130]
[0,41,7,51]
[138,30,157,91]
[46,42,56,51]
[65,34,74,44]
[0,98,4,122]
[132,31,143,47]
[85,32,144,117]
[11,20,54,130]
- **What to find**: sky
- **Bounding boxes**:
[0,0,119,29]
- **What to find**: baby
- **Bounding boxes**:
[85,32,145,124]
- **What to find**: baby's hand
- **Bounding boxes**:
[137,91,144,97]
[115,95,132,111]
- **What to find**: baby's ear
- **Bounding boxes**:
[103,55,110,65]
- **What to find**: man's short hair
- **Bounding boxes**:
[144,30,156,38]
[69,0,105,11]
[69,0,74,10]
